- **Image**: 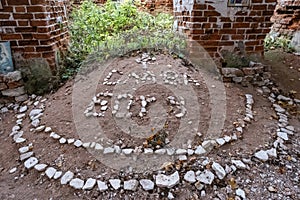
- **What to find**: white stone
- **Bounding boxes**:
[216,138,226,146]
[61,171,74,184]
[280,128,294,135]
[156,171,180,188]
[286,125,295,132]
[187,149,194,155]
[277,131,289,140]
[144,148,153,154]
[168,192,175,199]
[95,143,104,150]
[83,142,90,148]
[12,125,20,132]
[50,132,61,139]
[34,164,47,171]
[20,152,34,161]
[124,179,139,191]
[212,162,226,180]
[236,188,246,199]
[97,180,108,192]
[194,145,206,155]
[59,137,67,144]
[83,178,96,190]
[29,109,43,118]
[19,106,28,113]
[9,167,17,174]
[101,106,108,111]
[45,167,57,179]
[74,140,83,147]
[202,140,216,150]
[54,171,63,179]
[224,136,231,142]
[139,179,154,191]
[90,142,96,148]
[266,148,277,158]
[254,150,269,161]
[35,125,45,132]
[176,149,187,155]
[70,178,84,189]
[114,145,121,154]
[166,148,175,155]
[67,138,75,144]
[109,179,121,190]
[15,137,26,143]
[197,170,214,185]
[155,149,166,154]
[103,147,115,154]
[122,148,133,155]
[100,100,108,106]
[178,155,187,161]
[44,127,52,133]
[184,170,196,183]
[19,146,30,154]
[232,160,247,169]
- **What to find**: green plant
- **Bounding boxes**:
[264,33,295,52]
[62,0,185,78]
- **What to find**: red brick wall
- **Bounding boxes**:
[271,0,300,35]
[174,0,278,58]
[0,0,69,73]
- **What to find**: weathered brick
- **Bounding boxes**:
[7,0,29,5]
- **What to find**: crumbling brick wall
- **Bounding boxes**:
[271,0,300,35]
[174,0,278,58]
[0,0,69,73]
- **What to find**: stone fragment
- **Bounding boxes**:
[74,140,83,147]
[34,164,47,171]
[156,171,180,188]
[144,148,153,154]
[45,167,57,179]
[9,167,17,174]
[184,170,196,183]
[19,106,28,113]
[109,179,121,190]
[2,86,25,97]
[97,180,108,192]
[103,147,115,154]
[70,178,84,189]
[20,152,34,161]
[29,109,43,118]
[216,138,226,146]
[122,148,133,155]
[15,137,26,143]
[124,179,139,191]
[83,178,96,190]
[197,170,215,185]
[139,179,154,191]
[175,149,187,155]
[95,143,104,150]
[67,138,75,144]
[194,145,206,155]
[36,125,45,132]
[61,171,74,185]
[231,160,247,169]
[254,150,269,161]
[54,171,63,179]
[44,127,52,133]
[59,138,67,144]
[18,146,30,154]
[277,131,288,140]
[266,148,277,158]
[24,157,38,169]
[212,162,226,179]
[236,188,246,199]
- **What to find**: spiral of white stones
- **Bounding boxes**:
[5,68,298,198]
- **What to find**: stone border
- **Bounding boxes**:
[4,72,299,199]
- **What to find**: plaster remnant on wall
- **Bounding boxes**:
[206,1,249,21]
[174,0,194,15]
